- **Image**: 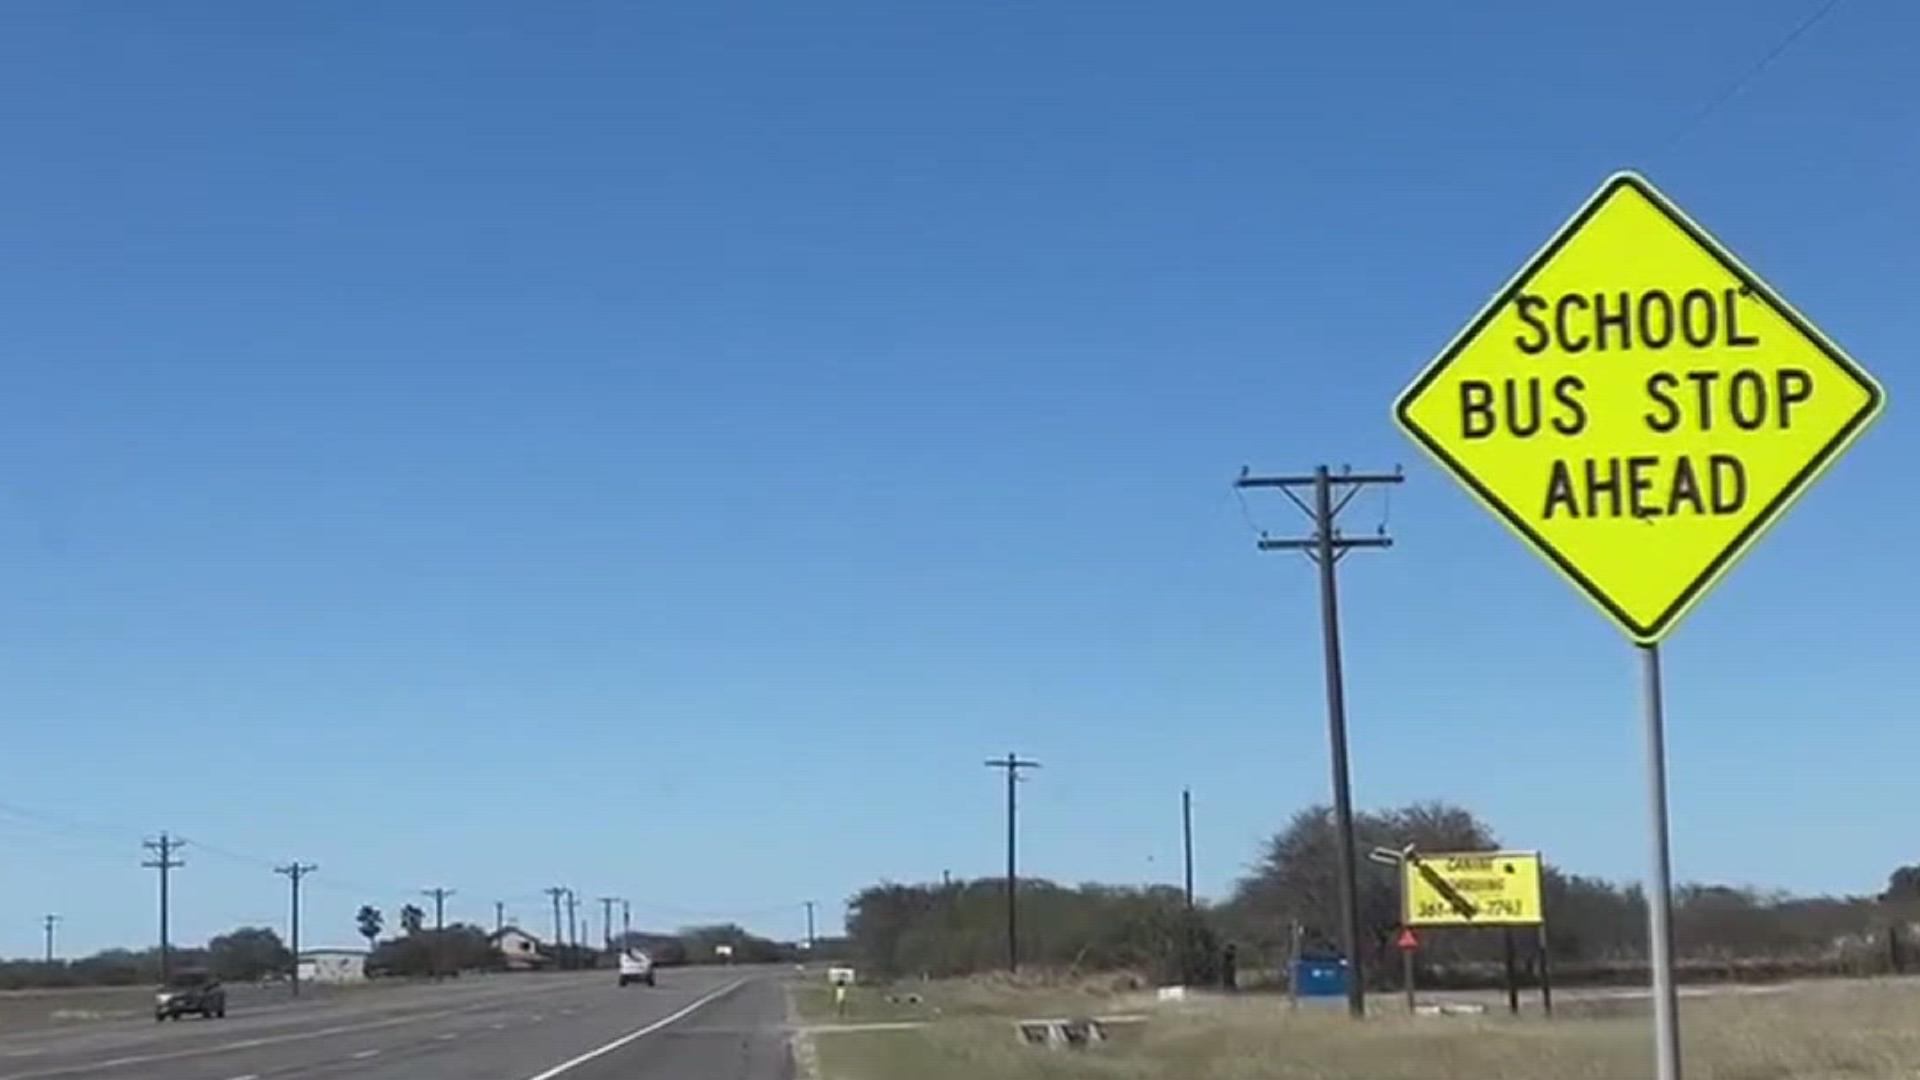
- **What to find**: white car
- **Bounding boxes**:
[617,950,655,987]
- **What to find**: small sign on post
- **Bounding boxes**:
[1396,927,1419,1014]
[828,966,856,1018]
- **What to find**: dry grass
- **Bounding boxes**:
[797,976,1920,1080]
[790,973,1139,1027]
[0,986,157,1029]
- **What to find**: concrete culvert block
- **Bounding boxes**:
[1014,1018,1107,1049]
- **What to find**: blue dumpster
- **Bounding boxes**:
[1292,957,1349,998]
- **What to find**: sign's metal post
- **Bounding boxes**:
[1286,920,1301,1012]
[1502,928,1519,1015]
[1538,923,1554,1017]
[1398,865,1415,1014]
[1535,886,1554,1018]
[1372,845,1421,1014]
[1641,643,1683,1080]
[1401,943,1416,1014]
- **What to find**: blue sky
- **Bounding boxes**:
[0,0,1912,956]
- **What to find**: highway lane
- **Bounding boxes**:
[0,968,788,1080]
[0,974,589,1066]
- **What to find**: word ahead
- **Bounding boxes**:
[1396,173,1882,643]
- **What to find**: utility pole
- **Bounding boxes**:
[983,753,1041,972]
[621,900,631,950]
[1236,464,1402,1019]
[422,887,455,979]
[545,887,568,969]
[565,890,579,954]
[804,901,816,953]
[495,901,505,935]
[275,863,318,997]
[141,833,186,984]
[42,915,60,964]
[598,897,618,953]
[1182,787,1196,987]
[1182,788,1195,910]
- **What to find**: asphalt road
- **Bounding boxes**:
[0,968,789,1080]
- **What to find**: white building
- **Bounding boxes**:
[297,947,368,985]
[491,927,548,971]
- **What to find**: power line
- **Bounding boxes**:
[0,798,439,904]
[0,794,799,953]
[182,836,279,871]
[0,797,395,900]
[621,892,816,916]
[1659,0,1847,153]
[0,800,143,843]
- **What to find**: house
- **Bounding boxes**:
[297,947,368,985]
[490,926,549,971]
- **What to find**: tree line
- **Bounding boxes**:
[844,801,1920,986]
[0,926,293,990]
[353,910,799,978]
[0,914,800,989]
[849,880,1216,984]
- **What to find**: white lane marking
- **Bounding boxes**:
[489,1023,507,1030]
[0,979,589,1065]
[0,976,617,1080]
[0,1001,475,1080]
[436,1033,458,1042]
[522,980,747,1080]
[224,1075,261,1080]
[530,1014,546,1022]
[351,1049,380,1059]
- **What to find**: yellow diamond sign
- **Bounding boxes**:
[1396,173,1883,643]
